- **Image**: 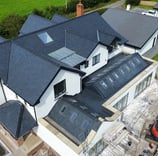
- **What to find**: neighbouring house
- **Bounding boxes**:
[102,8,158,55]
[0,3,157,156]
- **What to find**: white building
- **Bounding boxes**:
[0,6,157,156]
[102,8,158,55]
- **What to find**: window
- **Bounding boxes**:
[134,74,152,97]
[59,105,67,116]
[69,112,78,123]
[38,32,53,44]
[113,94,128,111]
[54,80,66,98]
[89,139,107,156]
[92,54,100,66]
[84,61,89,68]
[81,120,89,130]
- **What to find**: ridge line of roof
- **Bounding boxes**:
[14,12,99,42]
[16,102,24,138]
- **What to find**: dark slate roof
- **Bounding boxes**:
[0,12,125,106]
[51,14,69,24]
[154,3,158,10]
[20,14,54,35]
[47,96,103,144]
[102,8,158,48]
[7,43,60,105]
[0,36,7,43]
[0,100,37,139]
[17,12,126,59]
[84,53,151,101]
[0,41,11,83]
[47,52,150,145]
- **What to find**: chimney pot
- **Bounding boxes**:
[76,0,84,17]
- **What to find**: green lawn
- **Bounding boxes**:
[0,0,69,20]
[152,54,158,61]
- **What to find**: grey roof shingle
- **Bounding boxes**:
[51,14,69,24]
[20,14,54,35]
[7,43,60,104]
[47,52,150,145]
[102,8,158,48]
[0,36,7,43]
[47,96,103,144]
[0,12,125,106]
[0,100,37,139]
[84,53,150,101]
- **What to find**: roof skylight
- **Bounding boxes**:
[38,32,53,44]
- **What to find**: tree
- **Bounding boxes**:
[125,0,140,6]
[0,15,25,39]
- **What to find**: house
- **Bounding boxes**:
[0,3,157,156]
[102,8,158,55]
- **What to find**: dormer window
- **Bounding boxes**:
[54,80,66,98]
[92,54,100,66]
[38,32,53,44]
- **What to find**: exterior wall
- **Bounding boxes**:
[139,30,158,55]
[0,81,6,105]
[122,45,136,54]
[35,69,81,118]
[122,30,158,55]
[35,121,79,156]
[108,45,122,59]
[3,85,17,101]
[80,44,108,78]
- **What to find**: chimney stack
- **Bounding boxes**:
[76,0,84,17]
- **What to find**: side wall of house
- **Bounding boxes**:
[0,81,6,105]
[122,30,158,55]
[80,44,109,78]
[35,69,81,118]
[35,121,79,156]
[139,30,158,55]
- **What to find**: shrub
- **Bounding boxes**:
[0,15,25,39]
[125,0,140,6]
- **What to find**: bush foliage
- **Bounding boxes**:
[0,15,25,39]
[125,0,140,6]
[0,0,111,39]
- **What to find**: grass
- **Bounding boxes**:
[0,0,69,20]
[152,54,158,61]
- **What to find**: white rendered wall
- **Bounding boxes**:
[108,45,122,59]
[122,45,136,54]
[34,122,79,156]
[0,82,6,105]
[80,44,108,78]
[110,69,156,109]
[35,69,81,118]
[139,30,158,55]
[3,85,17,101]
[122,30,158,55]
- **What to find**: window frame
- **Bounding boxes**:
[54,79,66,98]
[92,54,100,66]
